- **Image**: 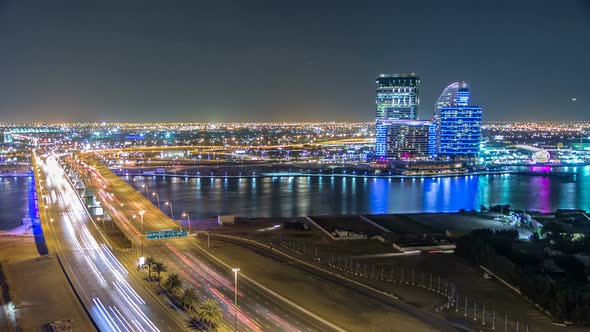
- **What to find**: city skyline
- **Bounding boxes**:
[0,0,588,123]
[1,2,590,331]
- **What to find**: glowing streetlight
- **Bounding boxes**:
[182,213,191,233]
[97,217,106,229]
[138,210,145,233]
[152,192,161,209]
[165,201,174,219]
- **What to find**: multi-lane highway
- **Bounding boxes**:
[74,155,341,332]
[35,154,189,332]
[57,152,473,332]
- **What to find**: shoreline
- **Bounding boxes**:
[115,168,580,180]
[0,173,33,178]
[0,218,34,237]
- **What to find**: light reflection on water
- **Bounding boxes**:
[0,176,33,230]
[125,167,590,219]
[3,168,587,229]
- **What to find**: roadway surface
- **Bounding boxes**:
[74,153,471,332]
[75,155,338,332]
[35,154,189,332]
[210,236,473,332]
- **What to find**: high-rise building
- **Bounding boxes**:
[435,81,470,115]
[0,131,10,144]
[375,73,420,157]
[432,81,474,157]
[375,73,420,120]
[428,122,438,157]
[439,106,482,157]
[379,120,431,160]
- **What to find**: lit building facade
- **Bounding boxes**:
[439,106,482,157]
[435,81,470,113]
[0,131,12,144]
[375,73,420,157]
[380,120,431,160]
[432,81,470,157]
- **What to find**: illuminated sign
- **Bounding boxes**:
[370,161,389,169]
[146,229,188,240]
[532,150,550,163]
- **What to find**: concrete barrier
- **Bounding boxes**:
[188,234,347,332]
[359,215,391,233]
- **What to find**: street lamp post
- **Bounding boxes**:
[232,268,240,332]
[182,213,191,233]
[142,184,150,197]
[152,192,161,209]
[165,201,174,219]
[139,210,145,233]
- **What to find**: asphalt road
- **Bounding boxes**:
[78,157,338,332]
[36,154,189,332]
[211,236,473,332]
[73,153,477,332]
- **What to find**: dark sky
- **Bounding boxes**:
[0,0,589,123]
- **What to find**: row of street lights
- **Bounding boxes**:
[133,185,198,242]
[138,184,240,331]
[142,184,175,219]
[126,179,242,331]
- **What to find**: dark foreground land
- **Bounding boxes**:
[0,236,94,331]
[189,212,589,332]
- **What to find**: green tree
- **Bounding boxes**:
[180,288,198,311]
[153,262,167,285]
[164,273,182,295]
[197,299,223,330]
[145,256,156,280]
[540,222,565,241]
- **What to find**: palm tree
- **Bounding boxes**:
[180,288,198,311]
[197,299,223,331]
[145,257,156,280]
[153,262,167,285]
[164,273,182,295]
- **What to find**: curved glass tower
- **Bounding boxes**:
[432,81,470,156]
[435,81,470,117]
[432,81,482,158]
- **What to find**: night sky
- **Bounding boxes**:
[0,0,589,123]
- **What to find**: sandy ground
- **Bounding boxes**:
[193,215,590,332]
[0,237,95,332]
[0,218,35,237]
[359,254,570,332]
[204,237,439,332]
[404,212,513,236]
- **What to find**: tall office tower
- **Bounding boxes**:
[428,122,438,157]
[432,81,470,156]
[379,120,431,160]
[435,81,470,113]
[439,106,482,157]
[0,131,10,144]
[375,73,420,157]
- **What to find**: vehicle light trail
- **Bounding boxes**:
[210,287,262,332]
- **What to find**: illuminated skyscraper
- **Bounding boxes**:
[432,81,471,156]
[435,81,470,114]
[375,73,420,157]
[439,106,482,157]
[0,131,12,144]
[379,120,431,160]
[375,73,420,120]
